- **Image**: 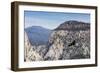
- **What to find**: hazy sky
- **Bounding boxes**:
[24,11,90,29]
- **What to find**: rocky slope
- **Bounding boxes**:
[25,20,90,61]
[24,32,43,62]
[44,30,90,60]
[44,21,90,60]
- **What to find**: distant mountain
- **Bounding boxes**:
[55,20,90,31]
[25,26,52,45]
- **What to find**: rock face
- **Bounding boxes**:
[44,30,65,60]
[25,20,90,61]
[24,32,43,62]
[44,30,90,60]
[44,21,90,60]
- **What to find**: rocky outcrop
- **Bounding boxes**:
[44,30,90,60]
[44,21,90,60]
[24,32,43,62]
[44,30,65,60]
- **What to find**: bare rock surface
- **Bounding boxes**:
[24,32,43,61]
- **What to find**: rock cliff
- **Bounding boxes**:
[24,32,43,61]
[44,30,90,60]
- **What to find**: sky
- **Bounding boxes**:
[24,11,90,30]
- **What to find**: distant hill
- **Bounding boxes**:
[55,20,90,31]
[25,26,52,45]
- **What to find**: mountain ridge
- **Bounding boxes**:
[55,20,90,31]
